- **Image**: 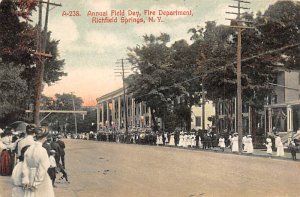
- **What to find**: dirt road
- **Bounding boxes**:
[1,139,300,197]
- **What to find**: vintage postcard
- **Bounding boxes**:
[0,0,300,196]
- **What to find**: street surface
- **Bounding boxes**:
[1,139,300,197]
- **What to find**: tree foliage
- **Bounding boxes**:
[0,0,67,124]
[0,61,27,121]
[191,1,300,110]
[40,93,84,132]
[126,33,173,130]
[127,33,205,131]
[127,1,300,132]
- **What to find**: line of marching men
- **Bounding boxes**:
[0,124,69,197]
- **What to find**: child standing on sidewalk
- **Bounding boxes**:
[289,140,297,161]
[264,137,272,158]
[48,150,57,187]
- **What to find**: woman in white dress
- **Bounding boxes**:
[156,133,163,145]
[164,133,168,145]
[265,137,272,157]
[246,135,253,154]
[169,133,175,146]
[156,133,159,145]
[178,132,184,147]
[218,136,225,152]
[183,133,188,148]
[187,134,191,148]
[190,133,196,148]
[231,133,239,153]
[22,127,55,197]
[198,136,202,148]
[275,135,284,157]
[11,145,30,197]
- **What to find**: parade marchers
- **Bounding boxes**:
[72,127,299,160]
[1,125,299,197]
[0,124,69,197]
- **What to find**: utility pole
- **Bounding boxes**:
[71,92,78,136]
[226,0,252,153]
[202,79,206,131]
[33,0,62,126]
[115,59,130,143]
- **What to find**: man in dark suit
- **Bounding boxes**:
[42,136,52,156]
[50,136,61,165]
[57,135,66,168]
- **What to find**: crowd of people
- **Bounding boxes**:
[0,124,68,197]
[76,128,298,160]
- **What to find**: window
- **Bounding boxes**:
[272,95,277,104]
[195,116,201,127]
[219,103,223,115]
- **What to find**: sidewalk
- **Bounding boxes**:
[170,145,298,161]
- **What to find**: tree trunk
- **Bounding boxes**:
[151,108,158,131]
[251,106,257,145]
[186,104,192,131]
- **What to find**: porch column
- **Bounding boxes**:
[112,98,115,129]
[148,107,152,127]
[96,103,100,131]
[106,101,110,127]
[140,102,143,127]
[248,105,252,135]
[118,96,121,129]
[268,107,272,134]
[132,98,135,128]
[101,102,104,130]
[287,105,293,144]
[264,108,267,136]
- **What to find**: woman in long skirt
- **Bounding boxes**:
[231,133,239,153]
[265,137,272,158]
[0,129,14,176]
[218,136,225,152]
[169,133,175,146]
[275,135,284,157]
[246,135,253,154]
[22,127,55,197]
[11,145,30,197]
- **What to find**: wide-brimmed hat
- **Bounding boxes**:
[35,127,49,140]
[26,124,37,135]
[3,127,13,136]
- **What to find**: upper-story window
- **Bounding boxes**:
[272,95,277,104]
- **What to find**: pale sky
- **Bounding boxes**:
[38,0,279,106]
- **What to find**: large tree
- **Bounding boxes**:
[0,61,27,126]
[169,39,203,131]
[190,0,300,134]
[126,33,174,131]
[0,0,66,124]
[40,93,83,132]
[127,34,205,131]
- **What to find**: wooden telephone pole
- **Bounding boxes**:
[226,0,252,153]
[114,59,130,142]
[33,0,61,126]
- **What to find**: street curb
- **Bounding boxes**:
[73,139,299,162]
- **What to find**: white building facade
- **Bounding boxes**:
[96,88,215,131]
